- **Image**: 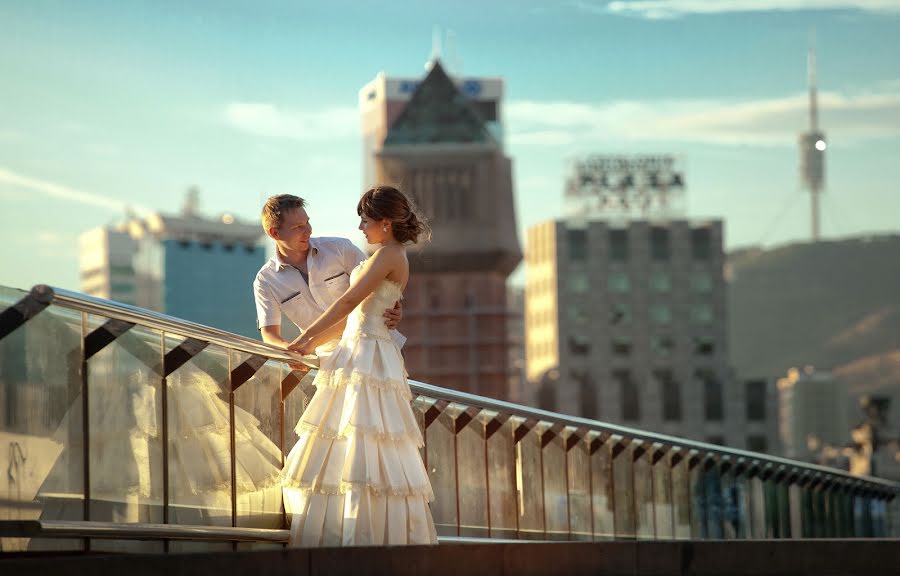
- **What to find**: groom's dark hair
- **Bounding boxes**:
[261,194,307,233]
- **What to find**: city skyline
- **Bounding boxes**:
[3,1,900,292]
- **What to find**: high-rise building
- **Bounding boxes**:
[778,367,849,461]
[79,192,266,338]
[525,217,777,449]
[358,61,521,399]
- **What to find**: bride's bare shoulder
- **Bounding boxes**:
[372,245,406,262]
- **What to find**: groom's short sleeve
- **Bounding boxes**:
[253,277,280,329]
[339,238,367,272]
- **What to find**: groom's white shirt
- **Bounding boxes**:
[253,236,405,347]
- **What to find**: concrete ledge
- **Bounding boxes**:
[1,539,899,576]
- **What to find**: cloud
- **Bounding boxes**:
[582,0,900,19]
[223,102,358,142]
[506,84,900,147]
[0,167,150,213]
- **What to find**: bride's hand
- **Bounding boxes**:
[287,335,313,355]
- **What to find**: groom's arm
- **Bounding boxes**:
[260,325,290,348]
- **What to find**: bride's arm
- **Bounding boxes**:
[288,248,399,353]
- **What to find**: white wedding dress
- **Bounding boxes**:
[282,263,437,547]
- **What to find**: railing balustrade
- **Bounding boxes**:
[1,285,897,552]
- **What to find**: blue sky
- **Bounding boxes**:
[2,0,900,291]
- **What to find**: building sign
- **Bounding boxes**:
[565,155,686,220]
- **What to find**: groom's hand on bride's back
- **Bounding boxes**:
[384,300,402,330]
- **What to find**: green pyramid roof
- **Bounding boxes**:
[384,61,497,147]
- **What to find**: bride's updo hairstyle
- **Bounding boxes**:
[357,185,431,244]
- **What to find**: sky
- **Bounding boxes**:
[2,0,900,292]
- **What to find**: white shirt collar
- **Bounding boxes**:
[274,240,318,272]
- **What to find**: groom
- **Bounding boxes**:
[253,194,403,354]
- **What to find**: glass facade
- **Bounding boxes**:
[162,239,266,338]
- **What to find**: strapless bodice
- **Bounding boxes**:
[342,262,403,341]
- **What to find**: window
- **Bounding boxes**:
[657,369,681,421]
[651,227,670,261]
[607,271,629,293]
[573,370,597,420]
[650,270,671,292]
[691,227,712,260]
[651,304,672,325]
[609,303,630,325]
[706,435,725,446]
[699,369,723,421]
[568,334,591,356]
[109,264,134,275]
[693,336,715,356]
[567,228,587,262]
[569,304,589,325]
[747,435,768,453]
[538,382,556,412]
[615,370,639,421]
[691,271,713,293]
[611,336,632,357]
[746,380,767,421]
[691,303,713,324]
[609,229,629,261]
[652,334,675,356]
[569,272,589,294]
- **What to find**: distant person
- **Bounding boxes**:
[281,185,437,547]
[253,194,403,357]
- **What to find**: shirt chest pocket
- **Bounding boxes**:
[279,292,307,318]
[321,273,349,298]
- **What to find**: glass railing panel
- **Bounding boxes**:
[485,418,517,539]
[516,423,546,540]
[749,476,766,539]
[611,442,635,538]
[543,433,569,540]
[763,478,781,538]
[633,448,654,540]
[671,454,691,539]
[1,298,84,552]
[689,460,703,538]
[696,461,725,540]
[230,353,285,529]
[163,335,233,551]
[282,369,315,456]
[567,436,592,541]
[871,497,887,537]
[789,483,804,539]
[85,317,164,553]
[733,473,752,539]
[589,438,615,540]
[720,468,740,539]
[652,452,674,539]
[812,486,826,538]
[424,405,458,537]
[824,487,838,538]
[456,418,488,538]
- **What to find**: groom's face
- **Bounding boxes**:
[276,207,312,252]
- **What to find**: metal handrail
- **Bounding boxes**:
[29,284,900,494]
[0,520,533,545]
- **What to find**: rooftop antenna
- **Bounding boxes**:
[799,27,827,242]
[182,186,200,218]
[446,29,462,77]
[426,26,442,71]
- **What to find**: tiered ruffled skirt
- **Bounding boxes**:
[282,334,438,547]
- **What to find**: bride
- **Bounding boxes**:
[282,186,437,547]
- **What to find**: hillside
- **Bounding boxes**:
[728,234,900,416]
